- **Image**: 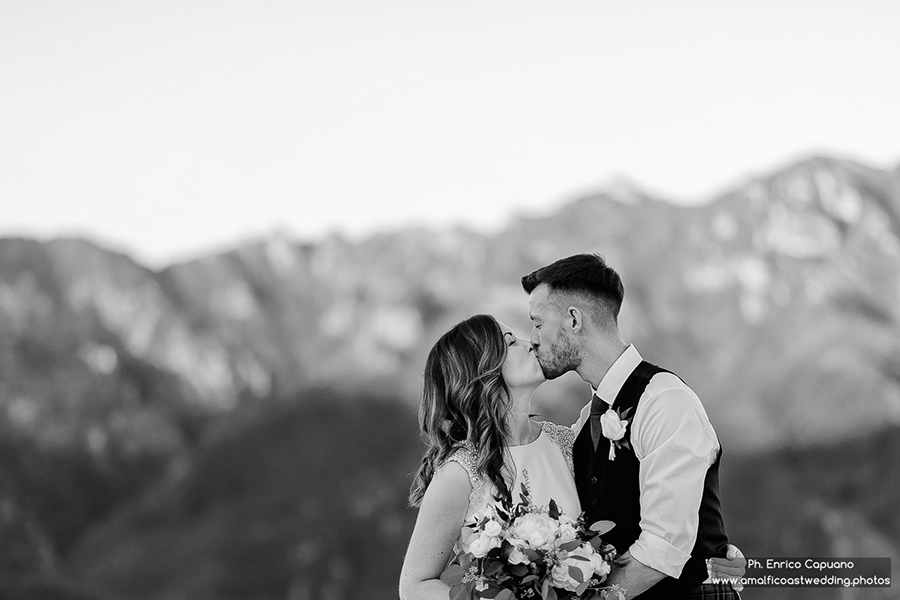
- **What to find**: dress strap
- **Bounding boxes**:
[540,421,576,474]
[443,443,489,518]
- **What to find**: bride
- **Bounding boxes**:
[399,315,745,599]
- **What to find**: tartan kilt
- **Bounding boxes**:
[685,582,742,599]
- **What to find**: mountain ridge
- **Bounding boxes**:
[1,153,898,451]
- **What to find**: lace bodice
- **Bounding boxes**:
[443,421,579,520]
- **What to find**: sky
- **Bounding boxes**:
[1,0,899,266]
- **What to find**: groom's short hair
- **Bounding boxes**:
[521,253,625,320]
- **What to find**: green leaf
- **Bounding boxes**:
[559,540,581,552]
[589,520,616,536]
[567,554,590,562]
[569,566,584,583]
[449,584,469,600]
[495,590,514,600]
[509,564,529,577]
[440,564,465,586]
[575,580,590,596]
[541,578,551,599]
[483,560,505,576]
[524,548,541,562]
[548,498,560,520]
[546,584,558,600]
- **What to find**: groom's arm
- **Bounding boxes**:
[620,380,720,596]
[604,544,746,599]
[604,551,667,598]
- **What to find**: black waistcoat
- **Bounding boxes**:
[573,361,729,599]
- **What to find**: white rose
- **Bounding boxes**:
[550,563,574,590]
[600,409,627,441]
[510,513,558,550]
[550,545,598,592]
[468,535,493,558]
[459,527,477,553]
[482,519,503,537]
[558,523,578,544]
[591,553,611,578]
[463,533,502,558]
[507,546,530,565]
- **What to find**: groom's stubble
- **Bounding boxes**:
[536,325,581,380]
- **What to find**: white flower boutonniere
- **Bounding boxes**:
[600,407,633,461]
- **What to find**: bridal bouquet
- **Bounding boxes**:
[440,485,624,600]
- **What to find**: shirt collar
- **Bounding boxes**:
[592,344,643,406]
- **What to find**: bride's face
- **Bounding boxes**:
[497,321,546,388]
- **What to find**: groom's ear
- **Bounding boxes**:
[567,307,583,333]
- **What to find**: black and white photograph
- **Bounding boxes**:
[0,1,898,599]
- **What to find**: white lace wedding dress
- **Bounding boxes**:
[444,421,581,520]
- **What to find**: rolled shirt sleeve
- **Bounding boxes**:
[628,374,720,579]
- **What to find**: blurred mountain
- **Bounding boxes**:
[1,153,899,597]
[63,391,421,600]
[56,395,900,600]
[722,425,900,600]
[3,154,898,449]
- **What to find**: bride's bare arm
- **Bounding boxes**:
[399,461,472,600]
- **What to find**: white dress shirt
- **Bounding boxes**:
[571,345,721,580]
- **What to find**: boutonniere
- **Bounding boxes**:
[600,406,633,461]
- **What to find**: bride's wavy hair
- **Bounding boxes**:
[409,314,512,508]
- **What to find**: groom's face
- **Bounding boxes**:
[527,284,580,380]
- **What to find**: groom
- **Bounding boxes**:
[522,254,741,599]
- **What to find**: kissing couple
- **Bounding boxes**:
[400,254,747,599]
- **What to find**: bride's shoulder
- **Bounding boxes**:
[439,443,489,514]
[431,452,474,491]
[441,442,479,482]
